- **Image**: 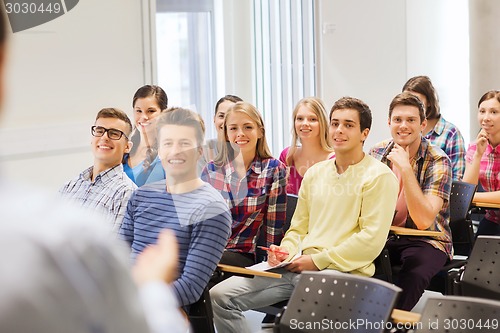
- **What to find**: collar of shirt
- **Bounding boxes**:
[224,155,263,179]
[426,115,445,137]
[379,137,428,165]
[485,143,500,155]
[80,164,124,185]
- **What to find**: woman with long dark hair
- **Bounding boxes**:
[123,85,168,186]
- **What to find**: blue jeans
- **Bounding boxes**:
[210,268,301,333]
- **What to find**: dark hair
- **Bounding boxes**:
[95,108,133,136]
[129,85,168,170]
[402,75,440,119]
[389,92,426,123]
[478,90,500,108]
[0,7,6,45]
[214,95,243,115]
[156,107,205,146]
[329,97,372,132]
[132,85,168,110]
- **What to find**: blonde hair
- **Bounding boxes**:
[214,102,272,165]
[286,97,333,166]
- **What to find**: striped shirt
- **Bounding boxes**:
[201,156,287,255]
[119,181,231,307]
[370,137,453,258]
[466,142,500,224]
[424,116,466,181]
[59,164,137,233]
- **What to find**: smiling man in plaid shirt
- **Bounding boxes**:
[370,92,453,311]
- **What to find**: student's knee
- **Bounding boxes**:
[210,282,230,307]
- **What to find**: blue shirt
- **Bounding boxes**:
[119,181,231,306]
[123,155,165,187]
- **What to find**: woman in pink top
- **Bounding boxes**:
[279,97,334,194]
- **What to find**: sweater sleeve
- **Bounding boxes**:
[171,201,231,306]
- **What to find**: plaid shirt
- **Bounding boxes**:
[370,137,453,258]
[201,156,287,254]
[466,143,500,223]
[425,116,466,181]
[60,164,137,233]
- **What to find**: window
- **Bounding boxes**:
[155,0,216,137]
[253,0,316,153]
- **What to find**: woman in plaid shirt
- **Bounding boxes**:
[463,90,500,236]
[202,102,287,268]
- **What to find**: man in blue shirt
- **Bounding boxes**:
[120,108,232,308]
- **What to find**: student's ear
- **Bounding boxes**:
[258,127,264,139]
[420,118,427,133]
[197,146,203,158]
[387,117,391,126]
[361,128,370,143]
[124,140,133,154]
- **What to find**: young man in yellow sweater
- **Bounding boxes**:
[210,97,399,333]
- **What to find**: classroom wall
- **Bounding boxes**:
[469,0,500,139]
[0,0,146,191]
[315,0,407,150]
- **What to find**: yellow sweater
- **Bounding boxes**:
[281,154,398,276]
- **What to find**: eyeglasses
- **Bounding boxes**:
[91,126,128,140]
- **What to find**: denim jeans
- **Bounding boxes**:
[210,268,301,333]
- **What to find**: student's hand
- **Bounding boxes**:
[285,255,319,273]
[132,229,179,286]
[475,129,489,157]
[267,245,289,266]
[387,143,411,171]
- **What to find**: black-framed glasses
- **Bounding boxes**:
[91,126,128,140]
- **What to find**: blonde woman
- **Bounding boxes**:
[201,102,287,267]
[280,97,334,194]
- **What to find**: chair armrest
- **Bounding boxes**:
[391,308,421,325]
[471,200,500,209]
[390,226,444,237]
[216,264,282,279]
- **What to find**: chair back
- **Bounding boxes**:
[415,295,500,332]
[188,287,215,333]
[461,235,500,300]
[277,271,401,333]
[448,181,477,256]
[284,193,298,232]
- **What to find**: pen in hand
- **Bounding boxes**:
[257,246,289,255]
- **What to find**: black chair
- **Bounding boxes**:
[448,181,477,256]
[188,287,215,333]
[414,295,500,332]
[275,271,402,333]
[455,235,500,300]
[428,181,476,293]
